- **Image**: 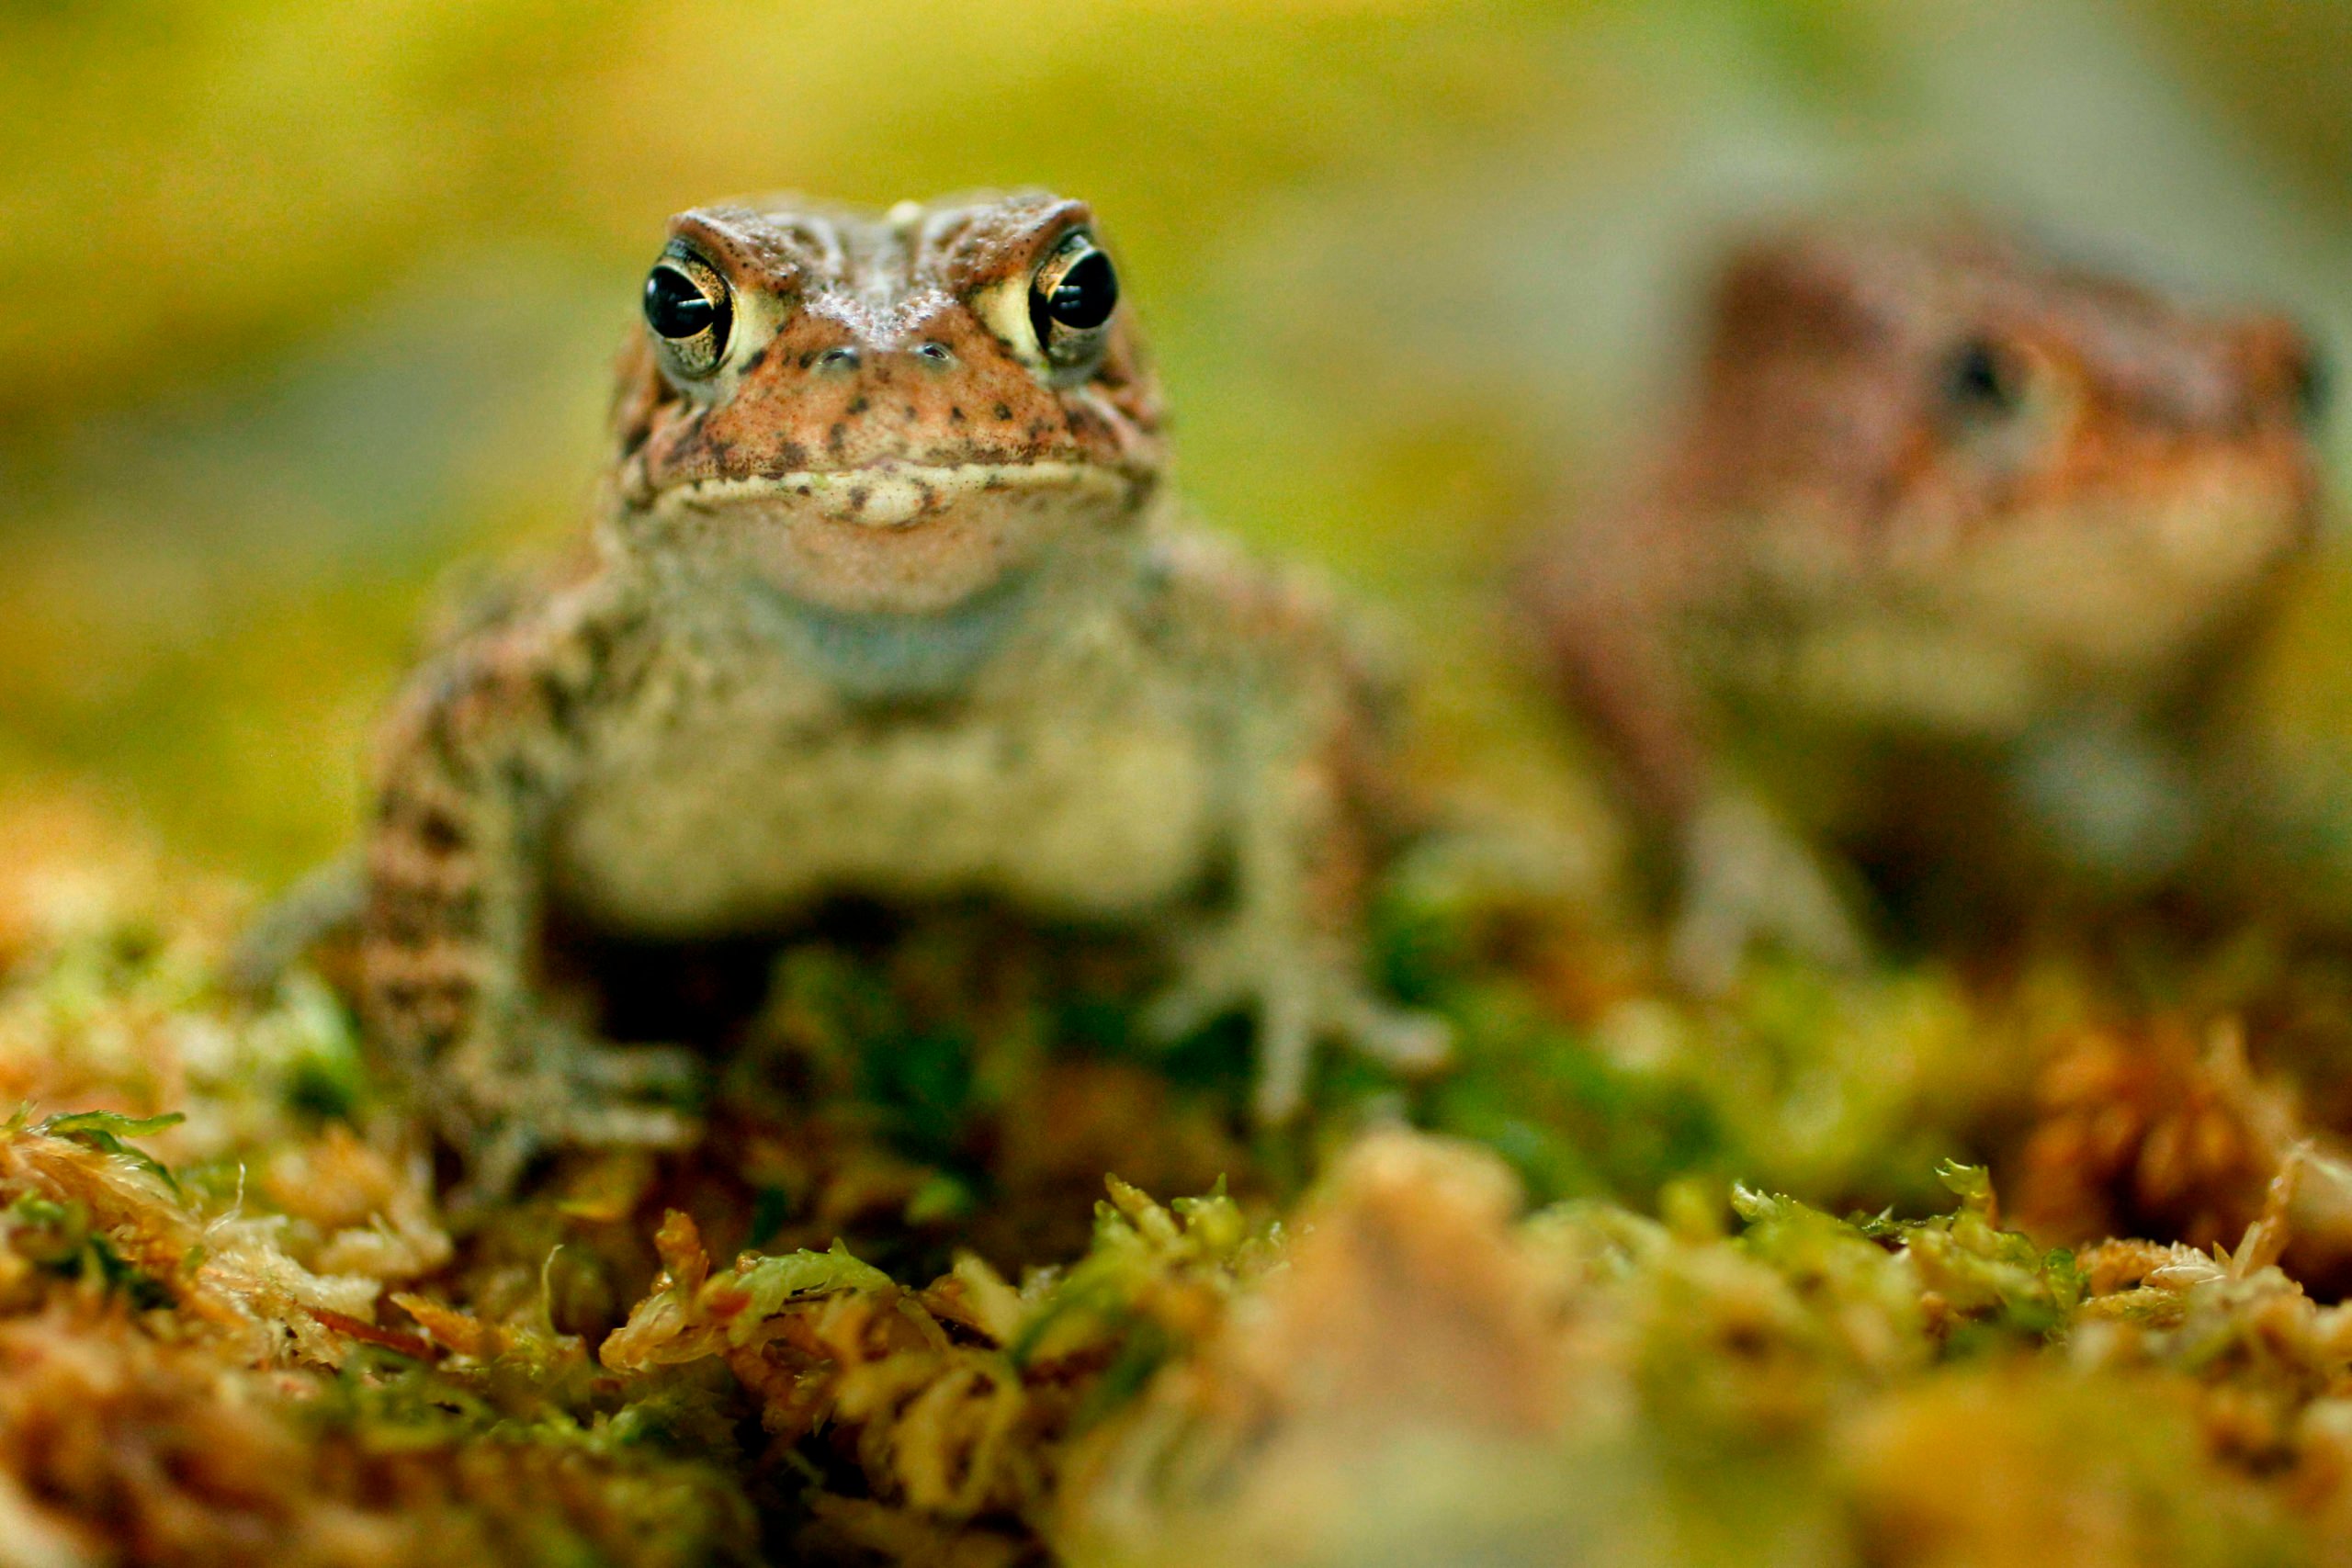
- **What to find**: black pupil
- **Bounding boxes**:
[2294,351,2332,427]
[1942,338,2018,414]
[645,265,716,339]
[1043,249,1117,332]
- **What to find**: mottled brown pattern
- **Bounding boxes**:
[611,194,1161,511]
[356,192,1443,1196]
[1518,220,2326,976]
[1673,227,2319,551]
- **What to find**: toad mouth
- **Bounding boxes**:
[662,461,1127,529]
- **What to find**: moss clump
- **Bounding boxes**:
[593,1176,1268,1561]
[1063,1135,2328,1568]
[9,801,2352,1563]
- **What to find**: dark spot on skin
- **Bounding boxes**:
[1026,421,1051,439]
[375,886,482,945]
[799,352,817,369]
[414,807,469,856]
[993,402,1013,421]
[536,670,579,735]
[949,406,966,423]
[376,974,477,1019]
[579,617,616,678]
[848,396,870,414]
[429,973,480,1009]
[740,344,769,375]
[848,487,869,512]
[1719,1322,1771,1359]
[777,440,809,469]
[828,423,847,451]
[903,405,919,420]
[422,708,471,784]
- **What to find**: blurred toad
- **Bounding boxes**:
[1519,222,2329,982]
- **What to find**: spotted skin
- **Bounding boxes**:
[1519,222,2327,980]
[358,192,1445,1193]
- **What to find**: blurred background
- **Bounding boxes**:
[4,0,2348,886]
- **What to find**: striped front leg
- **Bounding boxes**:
[359,602,695,1195]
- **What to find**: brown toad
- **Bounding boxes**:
[358,191,1445,1190]
[1518,222,2328,982]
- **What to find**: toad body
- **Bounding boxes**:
[359,192,1445,1188]
[1519,224,2329,980]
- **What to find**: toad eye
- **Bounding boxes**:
[2292,347,2332,431]
[643,250,732,379]
[1939,336,2026,421]
[1028,231,1118,370]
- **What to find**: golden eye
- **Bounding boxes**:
[643,248,732,378]
[1027,231,1118,369]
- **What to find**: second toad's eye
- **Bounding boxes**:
[643,250,733,378]
[1939,335,2026,421]
[1028,231,1119,370]
[2292,347,2332,431]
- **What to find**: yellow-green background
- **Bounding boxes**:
[5,0,2349,885]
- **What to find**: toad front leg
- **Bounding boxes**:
[1143,682,1451,1122]
[360,604,697,1197]
[1520,524,1867,991]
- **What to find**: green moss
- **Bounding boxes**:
[28,1108,186,1192]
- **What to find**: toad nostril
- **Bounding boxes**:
[914,342,956,367]
[815,346,862,373]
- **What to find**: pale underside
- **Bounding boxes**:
[1706,487,2298,739]
[548,593,1223,939]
